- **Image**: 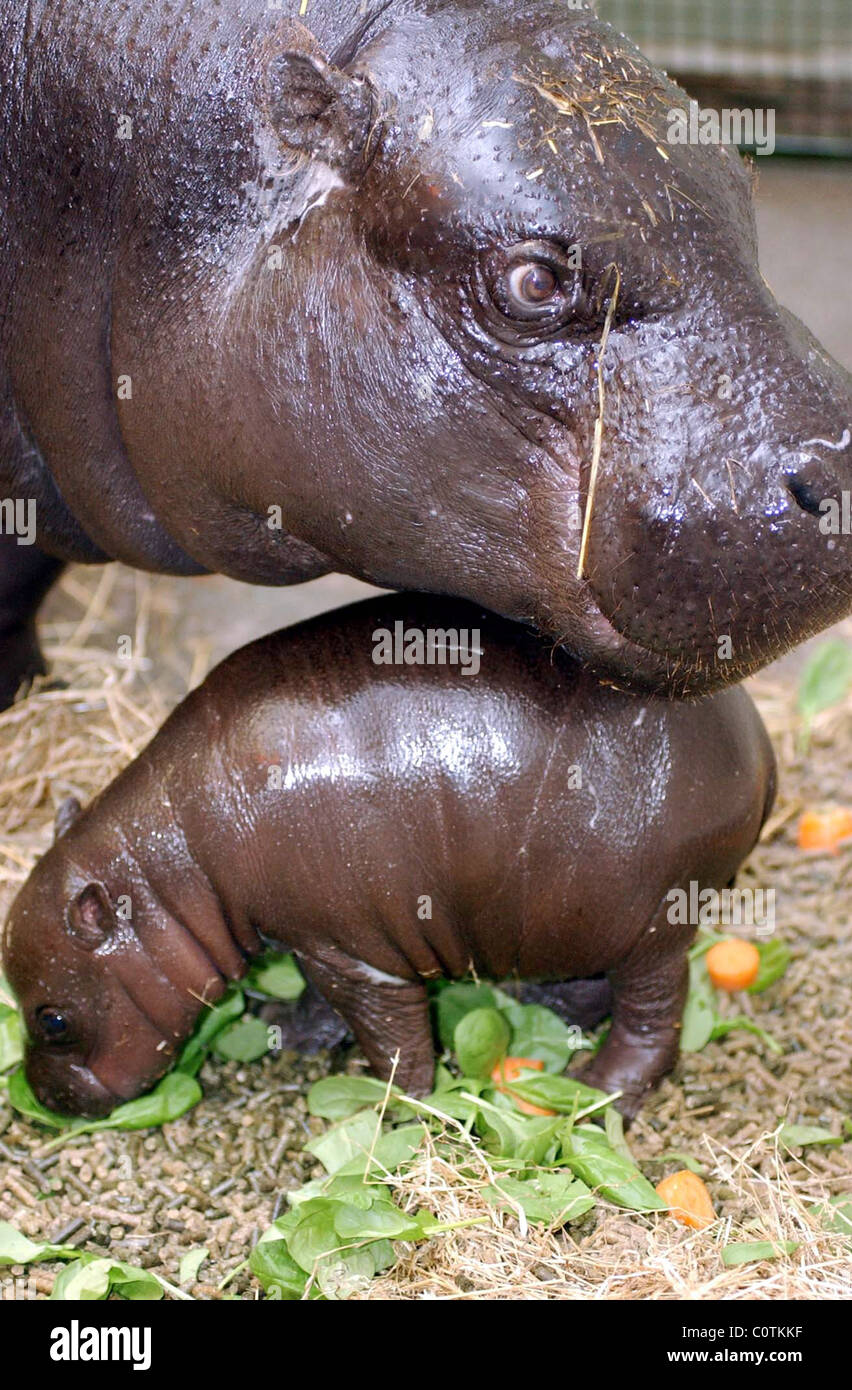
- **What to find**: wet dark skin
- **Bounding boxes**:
[3,595,776,1120]
[0,0,849,707]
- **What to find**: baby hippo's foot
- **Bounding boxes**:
[579,1035,681,1123]
[577,941,689,1121]
[259,981,350,1054]
[513,976,613,1032]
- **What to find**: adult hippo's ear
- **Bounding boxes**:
[263,48,378,176]
[66,883,115,951]
[54,796,82,842]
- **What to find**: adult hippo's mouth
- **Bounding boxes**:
[583,562,852,699]
[538,577,709,697]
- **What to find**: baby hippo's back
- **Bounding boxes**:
[172,595,775,987]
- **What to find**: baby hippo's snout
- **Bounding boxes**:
[27,1052,118,1119]
[3,816,204,1118]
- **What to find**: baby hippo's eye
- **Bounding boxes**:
[507,261,560,308]
[36,1006,71,1043]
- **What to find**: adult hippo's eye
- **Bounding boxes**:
[475,241,582,341]
[506,261,560,310]
[36,1006,72,1043]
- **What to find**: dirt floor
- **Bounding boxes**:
[0,159,850,1300]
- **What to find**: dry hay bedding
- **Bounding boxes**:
[0,566,850,1301]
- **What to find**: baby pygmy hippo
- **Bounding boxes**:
[3,596,775,1118]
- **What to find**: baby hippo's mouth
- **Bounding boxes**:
[27,1052,120,1119]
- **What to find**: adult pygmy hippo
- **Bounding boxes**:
[1,0,850,708]
[3,595,776,1119]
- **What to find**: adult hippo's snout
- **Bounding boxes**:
[573,287,852,694]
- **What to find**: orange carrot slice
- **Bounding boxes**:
[495,1057,544,1084]
[705,938,761,992]
[656,1170,716,1229]
[797,808,852,855]
[491,1057,556,1116]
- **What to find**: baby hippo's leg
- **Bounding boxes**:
[297,944,434,1096]
[579,904,692,1120]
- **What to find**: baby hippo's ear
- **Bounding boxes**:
[66,883,115,950]
[54,796,82,842]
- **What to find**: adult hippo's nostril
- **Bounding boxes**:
[786,472,830,517]
[787,429,852,515]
